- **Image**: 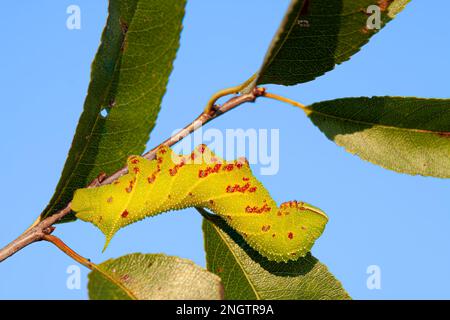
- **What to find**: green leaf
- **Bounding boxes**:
[41,0,186,221]
[71,145,328,262]
[248,0,409,87]
[88,253,224,300]
[202,215,350,300]
[306,96,450,178]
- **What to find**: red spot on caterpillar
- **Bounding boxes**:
[209,200,214,205]
[199,164,222,178]
[235,162,243,169]
[169,160,186,176]
[223,164,234,171]
[288,232,294,240]
[242,177,250,181]
[147,174,156,184]
[188,192,194,197]
[130,157,139,164]
[280,201,304,209]
[241,184,250,192]
[272,234,276,238]
[198,144,207,153]
[158,146,167,154]
[245,204,271,214]
[121,210,129,218]
[125,180,134,193]
[198,170,208,178]
[133,167,140,174]
[226,183,254,194]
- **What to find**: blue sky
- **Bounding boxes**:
[1,0,450,299]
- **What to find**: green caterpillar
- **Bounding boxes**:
[72,145,328,262]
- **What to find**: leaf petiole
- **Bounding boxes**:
[262,91,311,114]
[42,234,96,270]
[43,233,138,299]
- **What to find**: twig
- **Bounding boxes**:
[0,87,266,263]
[0,205,72,262]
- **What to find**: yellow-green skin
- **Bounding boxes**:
[72,145,328,262]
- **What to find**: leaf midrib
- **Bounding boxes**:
[210,223,261,300]
[308,107,450,136]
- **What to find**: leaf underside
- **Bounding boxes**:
[72,145,328,262]
[202,216,350,300]
[88,253,224,300]
[41,0,186,222]
[307,96,450,178]
[245,0,409,89]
